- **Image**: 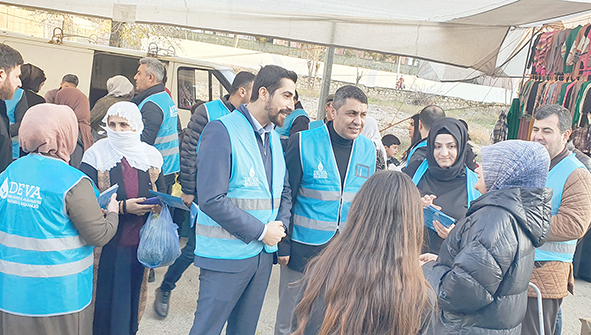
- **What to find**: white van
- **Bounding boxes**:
[0,30,236,126]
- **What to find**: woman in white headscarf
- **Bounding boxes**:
[80,101,163,335]
[90,75,135,131]
[361,116,387,170]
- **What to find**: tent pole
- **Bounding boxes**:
[519,27,537,94]
[317,46,335,121]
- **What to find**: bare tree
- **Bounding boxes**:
[301,43,325,89]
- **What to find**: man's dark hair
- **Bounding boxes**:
[250,65,297,102]
[325,94,334,106]
[62,74,79,87]
[534,104,572,133]
[381,134,400,147]
[230,71,255,95]
[418,105,445,130]
[332,85,368,111]
[0,44,23,74]
[294,89,299,102]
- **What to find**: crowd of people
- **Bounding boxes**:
[1,40,591,335]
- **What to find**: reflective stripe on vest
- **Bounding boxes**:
[309,119,324,130]
[405,140,427,166]
[0,154,97,316]
[292,125,376,246]
[274,109,309,138]
[194,111,286,259]
[204,99,231,122]
[412,159,481,208]
[138,91,180,175]
[5,88,24,159]
[535,153,587,262]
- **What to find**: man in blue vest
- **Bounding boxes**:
[309,93,335,129]
[0,43,23,173]
[132,57,180,189]
[189,65,294,335]
[274,85,377,335]
[402,105,445,175]
[5,87,28,160]
[522,104,591,335]
[153,71,255,318]
[275,89,310,150]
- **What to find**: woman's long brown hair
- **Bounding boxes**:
[292,171,432,335]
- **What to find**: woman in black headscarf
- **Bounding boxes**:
[20,63,46,107]
[411,117,481,254]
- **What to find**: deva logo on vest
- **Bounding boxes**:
[536,153,587,263]
[194,111,286,260]
[138,91,180,176]
[0,154,97,316]
[292,125,376,246]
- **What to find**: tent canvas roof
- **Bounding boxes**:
[3,0,591,75]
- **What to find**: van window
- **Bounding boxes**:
[177,67,228,110]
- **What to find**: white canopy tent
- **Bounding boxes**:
[4,0,591,73]
[4,0,591,111]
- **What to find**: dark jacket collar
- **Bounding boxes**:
[549,146,571,171]
[131,83,165,105]
[221,94,237,111]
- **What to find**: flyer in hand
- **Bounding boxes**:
[98,184,119,209]
[423,205,456,231]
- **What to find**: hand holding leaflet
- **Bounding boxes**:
[423,205,455,231]
[98,184,119,209]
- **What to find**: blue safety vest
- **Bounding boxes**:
[194,111,286,259]
[535,153,587,263]
[292,125,376,246]
[412,159,481,208]
[275,108,309,138]
[0,154,97,316]
[5,88,24,159]
[406,140,427,166]
[309,119,324,130]
[138,91,180,175]
[204,99,231,122]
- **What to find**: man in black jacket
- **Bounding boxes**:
[402,105,445,175]
[153,71,255,318]
[0,44,23,172]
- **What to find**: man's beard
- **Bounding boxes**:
[0,77,15,101]
[265,101,291,128]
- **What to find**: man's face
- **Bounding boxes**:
[332,98,367,140]
[385,144,399,158]
[531,114,570,159]
[325,101,335,121]
[240,84,253,105]
[134,64,152,92]
[264,78,296,127]
[0,65,21,101]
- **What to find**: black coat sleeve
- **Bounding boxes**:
[9,93,28,137]
[278,133,302,256]
[179,104,208,196]
[290,115,310,136]
[140,101,164,145]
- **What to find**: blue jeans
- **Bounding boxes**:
[160,222,195,292]
[554,308,562,335]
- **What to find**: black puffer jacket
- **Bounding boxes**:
[423,187,551,335]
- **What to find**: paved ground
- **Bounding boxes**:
[138,238,591,335]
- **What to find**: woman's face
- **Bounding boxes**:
[475,166,487,194]
[433,134,457,168]
[408,119,415,138]
[108,115,134,132]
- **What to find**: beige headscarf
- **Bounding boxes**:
[107,75,134,98]
[55,87,94,151]
[19,103,78,163]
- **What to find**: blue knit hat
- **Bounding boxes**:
[481,140,550,191]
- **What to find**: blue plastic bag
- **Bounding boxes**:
[137,206,181,268]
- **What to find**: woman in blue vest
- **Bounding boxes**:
[421,140,552,335]
[0,103,119,335]
[80,102,165,335]
[412,117,480,254]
